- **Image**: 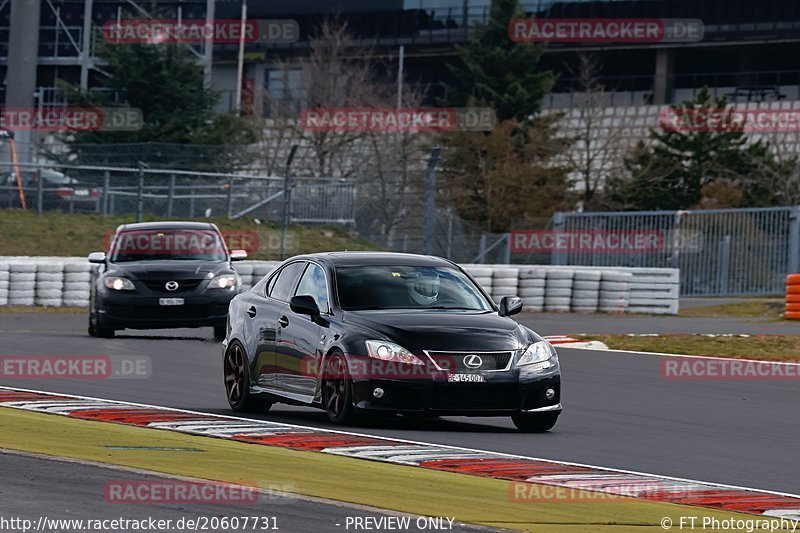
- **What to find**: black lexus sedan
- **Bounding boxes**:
[88,221,247,340]
[222,252,561,432]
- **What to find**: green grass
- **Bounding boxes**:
[0,210,379,260]
[0,407,776,532]
[679,299,785,319]
[576,334,800,361]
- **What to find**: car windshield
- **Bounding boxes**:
[109,229,227,262]
[336,265,492,311]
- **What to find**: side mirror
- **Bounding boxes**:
[290,295,320,318]
[88,251,106,264]
[499,296,523,317]
[230,249,247,261]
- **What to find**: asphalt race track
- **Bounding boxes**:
[1,312,798,495]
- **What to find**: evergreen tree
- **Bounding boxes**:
[445,0,555,122]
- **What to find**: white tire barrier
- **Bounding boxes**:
[599,270,632,312]
[0,258,680,314]
[627,268,680,314]
[545,269,573,312]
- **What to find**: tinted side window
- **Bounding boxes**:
[269,262,305,302]
[295,263,330,312]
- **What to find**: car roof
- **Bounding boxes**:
[298,251,455,268]
[115,221,218,232]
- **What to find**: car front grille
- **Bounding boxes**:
[142,279,204,293]
[426,351,513,372]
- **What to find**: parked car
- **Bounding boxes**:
[222,252,562,432]
[88,221,247,340]
[0,169,99,212]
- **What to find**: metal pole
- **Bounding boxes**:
[234,0,247,111]
[788,206,800,275]
[226,175,235,218]
[281,145,299,259]
[422,146,441,256]
[396,45,404,110]
[102,168,110,215]
[478,234,487,263]
[503,233,511,264]
[136,162,146,223]
[446,209,453,258]
[551,212,566,265]
[167,174,176,218]
[36,169,43,213]
[718,235,731,295]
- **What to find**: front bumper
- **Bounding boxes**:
[98,291,234,329]
[350,363,561,416]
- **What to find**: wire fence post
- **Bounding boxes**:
[36,169,43,214]
[136,161,146,223]
[281,145,299,260]
[788,206,800,275]
[226,175,235,219]
[422,146,441,256]
[551,211,566,265]
[102,168,110,215]
[167,174,176,218]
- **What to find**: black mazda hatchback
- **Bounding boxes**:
[88,221,247,340]
[223,252,561,432]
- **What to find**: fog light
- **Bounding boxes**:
[545,388,556,401]
[373,388,385,399]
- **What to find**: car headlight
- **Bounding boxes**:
[365,340,425,365]
[103,276,135,291]
[517,340,555,366]
[208,274,238,290]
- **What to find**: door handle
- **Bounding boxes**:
[247,306,257,318]
[278,315,289,328]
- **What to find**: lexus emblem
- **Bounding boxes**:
[165,281,179,291]
[463,354,483,369]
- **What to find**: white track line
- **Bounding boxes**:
[559,344,800,366]
[2,385,799,501]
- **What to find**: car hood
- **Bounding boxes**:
[106,260,232,280]
[342,309,541,352]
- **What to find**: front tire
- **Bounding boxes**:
[323,351,356,425]
[88,309,115,338]
[512,412,559,432]
[224,341,271,413]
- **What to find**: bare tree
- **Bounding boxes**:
[557,54,629,210]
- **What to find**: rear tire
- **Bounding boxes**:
[323,351,356,425]
[224,341,271,413]
[512,412,559,432]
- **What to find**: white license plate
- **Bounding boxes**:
[158,298,184,306]
[73,189,90,196]
[447,374,485,383]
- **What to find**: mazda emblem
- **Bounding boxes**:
[165,281,179,291]
[463,354,483,369]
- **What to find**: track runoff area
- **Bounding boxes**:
[0,314,799,532]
